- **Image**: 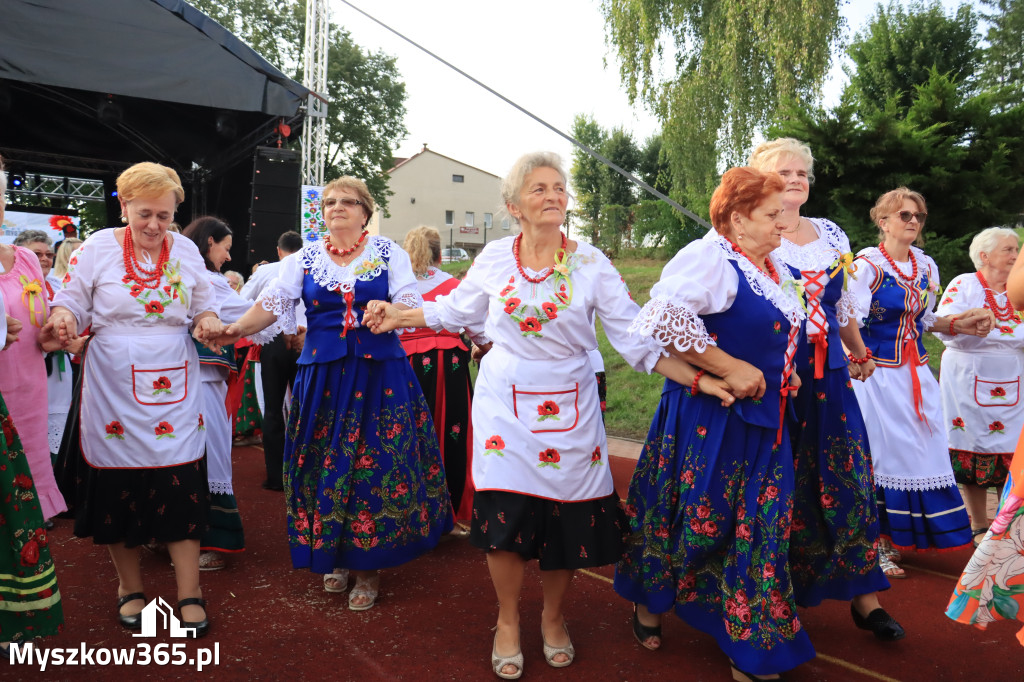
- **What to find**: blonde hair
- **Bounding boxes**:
[501,152,567,222]
[116,162,185,204]
[870,187,927,246]
[748,138,815,183]
[321,176,375,225]
[53,238,82,280]
[403,225,441,274]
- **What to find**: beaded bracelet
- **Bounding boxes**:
[691,369,706,396]
[848,348,873,365]
[949,316,959,336]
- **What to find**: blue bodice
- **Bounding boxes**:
[858,261,930,367]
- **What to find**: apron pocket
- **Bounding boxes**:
[512,383,580,433]
[975,377,1019,407]
[132,362,189,405]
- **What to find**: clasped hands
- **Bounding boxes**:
[953,307,997,337]
[363,300,401,334]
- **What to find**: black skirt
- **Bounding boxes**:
[469,490,625,570]
[55,347,210,547]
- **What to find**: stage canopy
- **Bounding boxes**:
[0,0,311,179]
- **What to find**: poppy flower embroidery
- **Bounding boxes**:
[537,400,560,421]
[537,448,561,470]
[130,283,145,297]
[105,420,126,440]
[951,417,965,431]
[541,301,559,319]
[590,446,603,468]
[198,413,206,431]
[152,376,172,395]
[144,300,165,316]
[520,317,542,334]
[999,325,1015,336]
[988,421,1005,434]
[990,386,1007,400]
[503,297,522,315]
[484,435,506,457]
[154,421,176,439]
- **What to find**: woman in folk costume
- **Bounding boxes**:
[848,187,990,574]
[365,152,725,679]
[0,273,64,657]
[933,227,1024,545]
[214,176,453,612]
[400,225,480,528]
[946,249,1024,644]
[749,138,901,640]
[616,167,810,681]
[182,217,253,571]
[43,162,224,637]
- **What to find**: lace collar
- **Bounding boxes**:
[300,234,393,292]
[860,245,931,284]
[710,234,806,325]
[775,218,850,271]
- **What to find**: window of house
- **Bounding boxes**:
[484,213,493,228]
[465,211,475,227]
[501,218,511,230]
[445,210,454,226]
[452,174,464,183]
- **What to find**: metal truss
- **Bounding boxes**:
[301,0,330,187]
[6,173,106,201]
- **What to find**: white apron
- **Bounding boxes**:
[80,325,204,469]
[941,348,1024,455]
[472,346,611,502]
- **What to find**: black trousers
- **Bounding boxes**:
[259,335,299,488]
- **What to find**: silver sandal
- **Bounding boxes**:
[348,574,379,610]
[491,632,523,680]
[542,622,575,668]
[323,569,349,593]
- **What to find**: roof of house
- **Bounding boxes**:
[388,147,500,179]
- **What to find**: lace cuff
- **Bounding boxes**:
[248,284,298,345]
[393,291,423,308]
[628,298,716,353]
[921,307,937,334]
[836,288,857,327]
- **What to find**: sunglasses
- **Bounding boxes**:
[889,210,927,224]
[323,197,363,209]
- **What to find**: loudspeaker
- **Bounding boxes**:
[248,147,301,264]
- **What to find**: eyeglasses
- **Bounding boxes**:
[888,210,927,224]
[323,197,363,209]
[33,250,55,260]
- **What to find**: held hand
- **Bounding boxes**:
[956,307,996,337]
[365,301,402,334]
[4,314,23,350]
[847,362,862,381]
[211,322,245,348]
[66,335,89,356]
[285,325,306,352]
[471,342,493,365]
[722,359,766,401]
[698,373,736,407]
[858,358,876,381]
[40,309,78,349]
[192,316,226,353]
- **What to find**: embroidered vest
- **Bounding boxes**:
[858,259,929,367]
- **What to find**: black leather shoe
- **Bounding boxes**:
[178,597,209,638]
[851,603,906,641]
[632,604,662,650]
[261,480,284,491]
[117,592,147,629]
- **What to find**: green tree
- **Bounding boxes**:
[601,0,842,214]
[845,1,980,115]
[570,114,607,243]
[190,0,407,208]
[979,0,1024,106]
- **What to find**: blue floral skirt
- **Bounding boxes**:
[285,355,453,573]
[788,365,889,606]
[614,383,815,676]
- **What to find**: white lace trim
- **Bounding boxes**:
[775,217,849,271]
[248,282,297,345]
[209,480,234,495]
[836,289,857,327]
[709,235,806,326]
[629,299,716,352]
[393,292,421,308]
[875,472,957,492]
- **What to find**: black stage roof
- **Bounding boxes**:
[0,0,312,179]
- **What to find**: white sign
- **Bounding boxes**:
[1,209,80,244]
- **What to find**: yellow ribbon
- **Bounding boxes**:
[551,248,574,307]
[19,275,48,327]
[162,260,190,308]
[827,251,857,290]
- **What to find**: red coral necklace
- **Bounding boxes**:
[726,238,779,284]
[878,242,918,283]
[122,226,169,289]
[513,232,567,284]
[976,271,1017,321]
[324,230,368,257]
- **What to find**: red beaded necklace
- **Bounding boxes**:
[976,271,1017,321]
[877,242,918,283]
[122,226,170,289]
[324,230,368,257]
[513,232,567,284]
[725,238,779,284]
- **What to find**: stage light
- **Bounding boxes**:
[10,173,23,188]
[110,190,118,197]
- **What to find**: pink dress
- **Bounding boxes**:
[0,247,67,519]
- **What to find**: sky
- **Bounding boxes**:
[329,0,977,179]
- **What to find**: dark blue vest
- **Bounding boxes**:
[857,258,930,367]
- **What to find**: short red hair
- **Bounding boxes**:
[709,167,785,235]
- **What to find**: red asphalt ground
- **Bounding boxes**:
[5,441,1022,681]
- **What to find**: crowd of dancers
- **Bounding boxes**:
[2,139,1024,680]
